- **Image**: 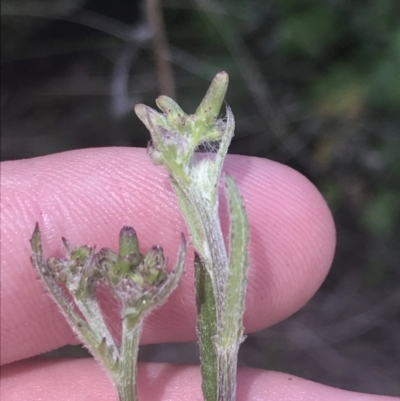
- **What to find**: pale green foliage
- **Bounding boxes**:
[135,72,250,401]
[31,225,186,401]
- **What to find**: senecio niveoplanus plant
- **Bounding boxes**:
[31,71,250,401]
[135,71,250,401]
[31,225,186,401]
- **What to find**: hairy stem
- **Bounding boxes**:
[135,72,250,401]
[195,254,218,400]
[116,314,142,401]
[216,348,240,401]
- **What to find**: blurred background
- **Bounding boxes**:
[2,0,399,396]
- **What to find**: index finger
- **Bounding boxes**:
[0,147,335,365]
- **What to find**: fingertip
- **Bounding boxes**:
[1,148,336,363]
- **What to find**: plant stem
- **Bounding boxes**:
[192,177,248,401]
[73,296,118,362]
[135,72,250,401]
[116,314,142,401]
[195,254,218,400]
[217,349,239,401]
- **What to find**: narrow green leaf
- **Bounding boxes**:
[195,253,218,401]
[218,175,249,348]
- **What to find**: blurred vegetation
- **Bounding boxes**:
[1,0,399,396]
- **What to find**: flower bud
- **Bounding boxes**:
[195,71,228,128]
[113,226,142,275]
[135,245,167,286]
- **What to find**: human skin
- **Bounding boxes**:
[0,148,395,400]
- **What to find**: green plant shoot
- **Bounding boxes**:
[135,71,250,401]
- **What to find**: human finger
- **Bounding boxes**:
[1,358,394,401]
[1,147,335,365]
